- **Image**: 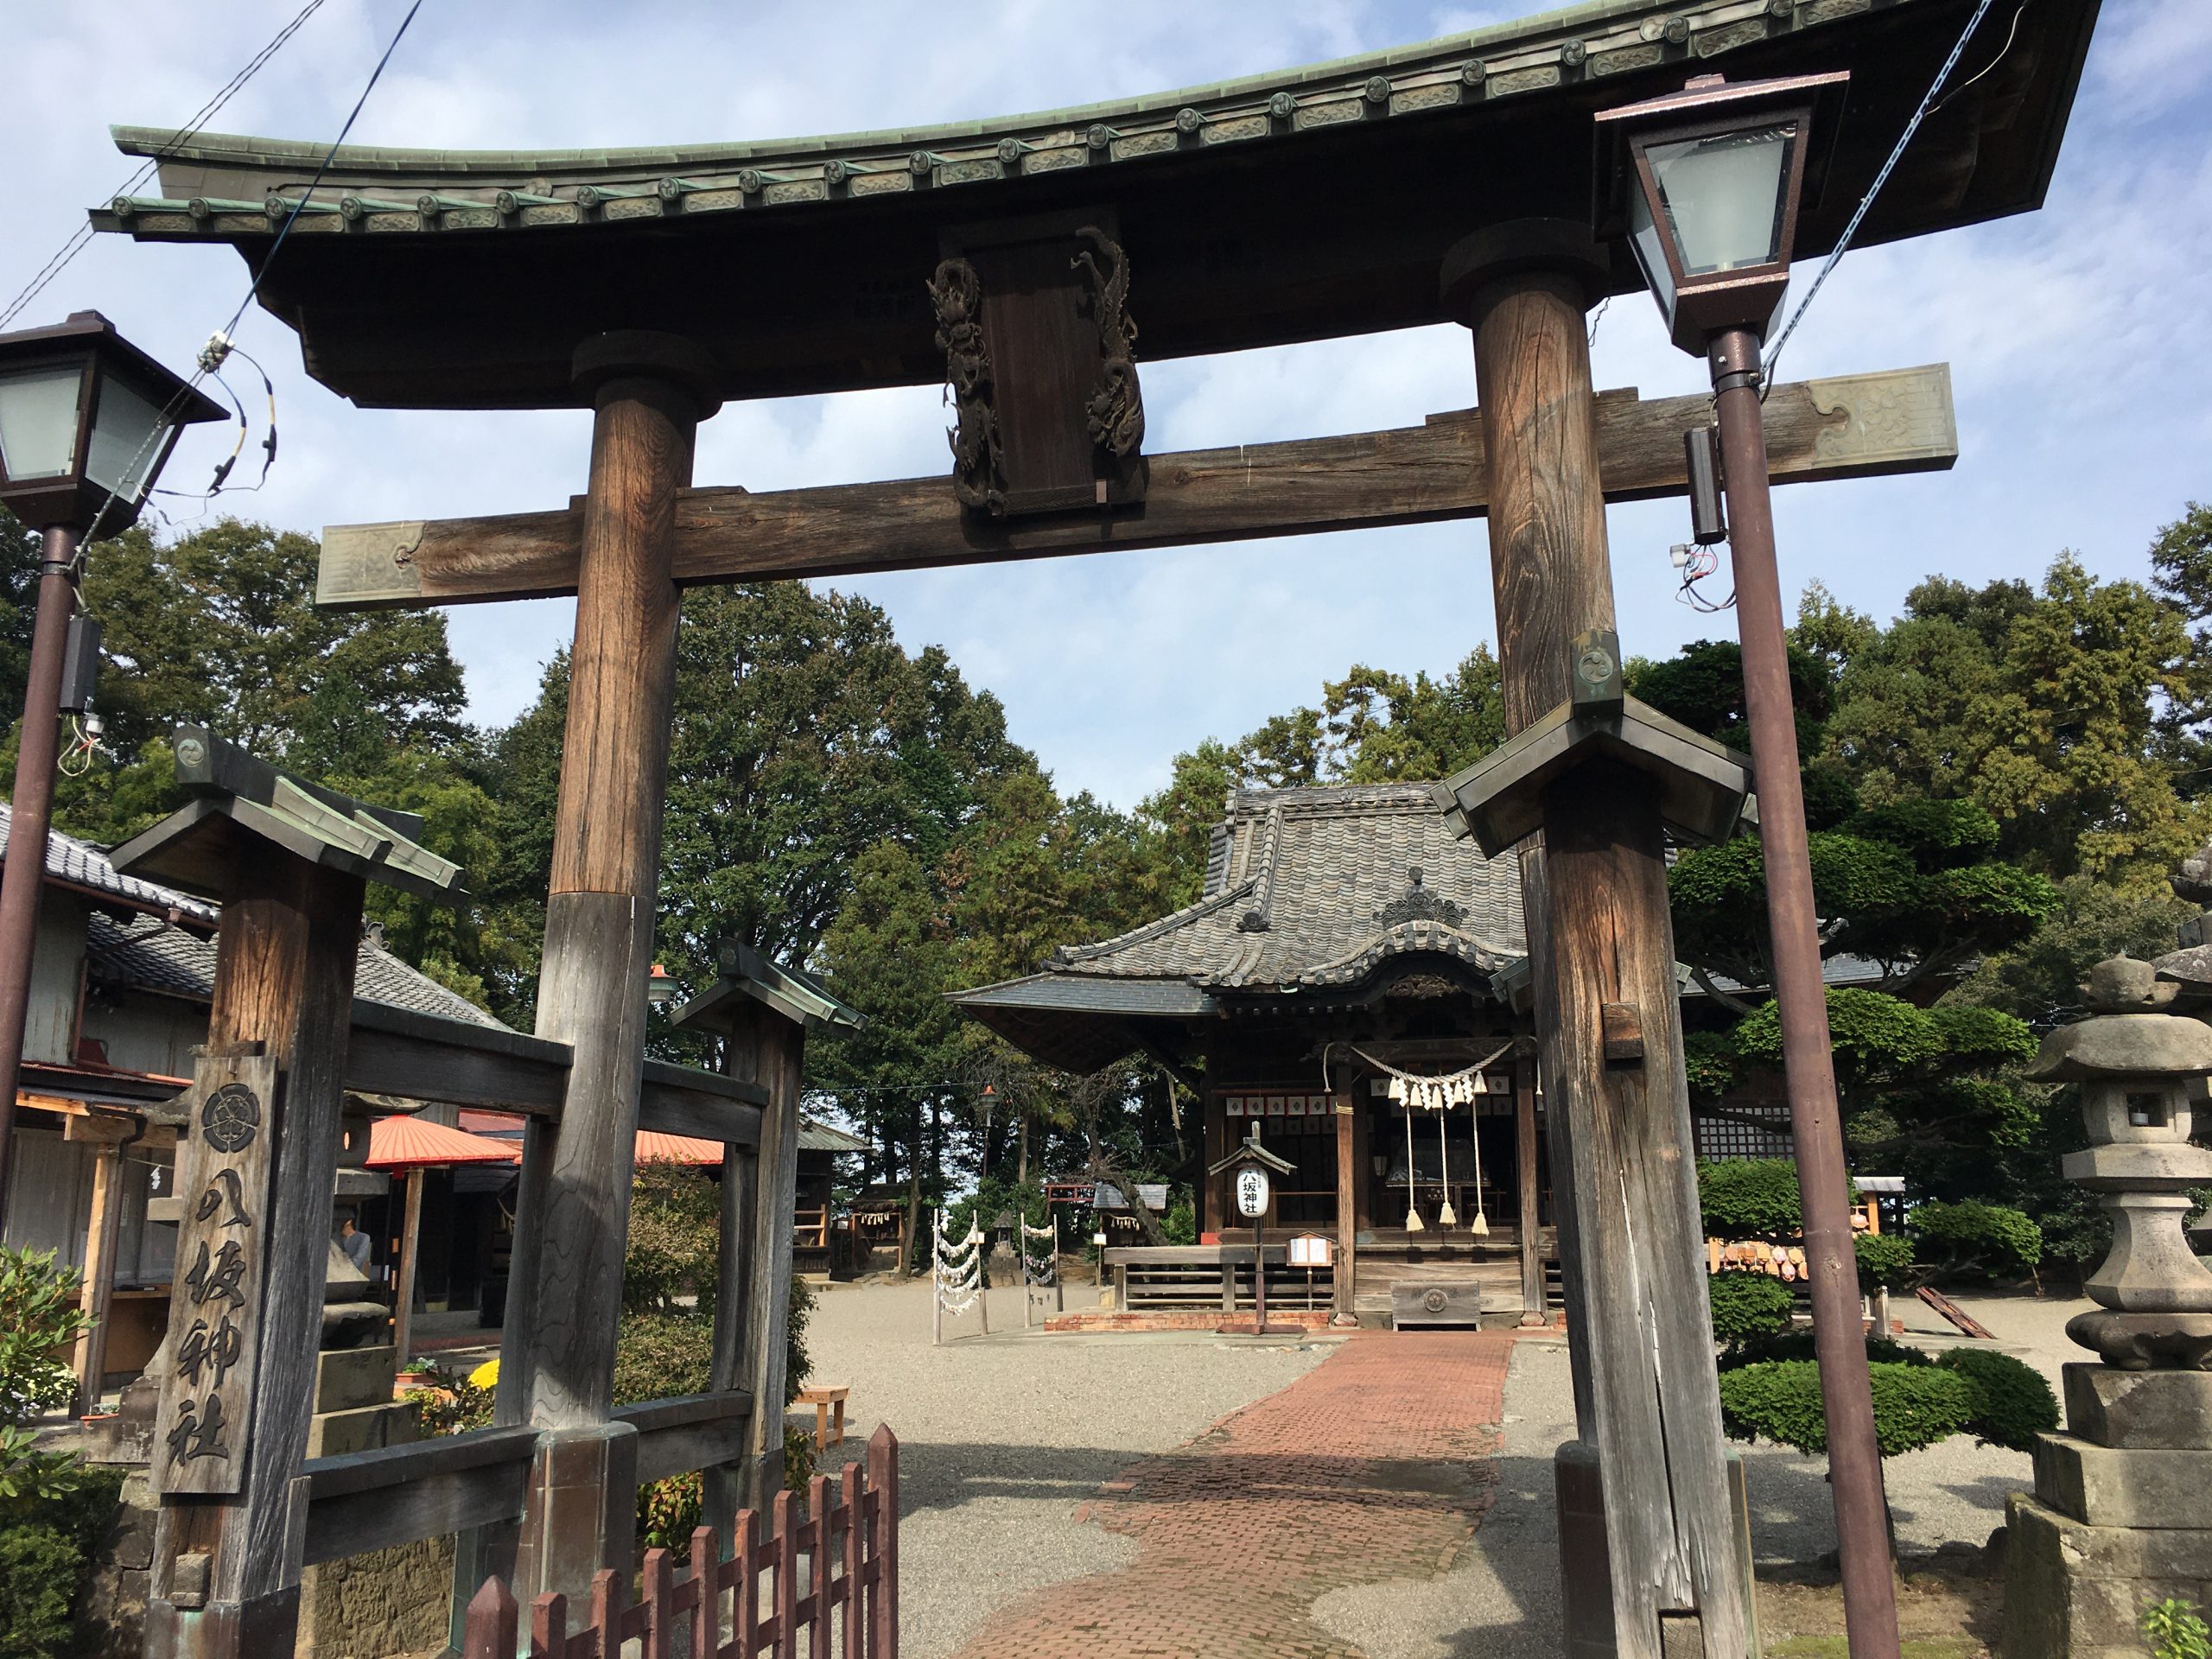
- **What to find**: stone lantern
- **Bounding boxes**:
[2003,955,2212,1658]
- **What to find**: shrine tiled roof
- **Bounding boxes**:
[957,782,1525,1046]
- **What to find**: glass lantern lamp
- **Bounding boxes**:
[1594,73,1849,354]
[0,311,224,536]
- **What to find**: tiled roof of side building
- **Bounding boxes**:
[0,802,219,925]
[87,911,508,1029]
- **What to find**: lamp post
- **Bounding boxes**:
[1597,73,1904,1659]
[0,312,221,1226]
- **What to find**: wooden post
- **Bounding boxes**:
[391,1169,423,1367]
[503,335,715,1607]
[143,846,367,1659]
[719,996,803,1516]
[705,1130,757,1543]
[1452,221,1750,1659]
[1333,1097,1357,1326]
[69,1120,132,1414]
[1515,1051,1544,1325]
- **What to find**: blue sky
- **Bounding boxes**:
[3,1,2208,809]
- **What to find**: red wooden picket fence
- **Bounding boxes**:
[463,1424,898,1659]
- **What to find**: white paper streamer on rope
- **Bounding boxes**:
[1330,1040,1516,1238]
[933,1209,985,1316]
[1020,1217,1058,1288]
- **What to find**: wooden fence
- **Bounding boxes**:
[462,1424,898,1659]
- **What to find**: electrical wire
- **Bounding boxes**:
[0,0,331,332]
[223,0,426,339]
[75,0,429,548]
[1760,0,2001,397]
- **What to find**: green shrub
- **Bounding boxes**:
[1161,1194,1197,1246]
[1935,1347,2058,1452]
[613,1313,715,1407]
[2143,1598,2211,1659]
[0,1464,124,1659]
[1718,1326,1933,1372]
[1854,1233,1916,1292]
[1683,1031,1738,1101]
[1718,1358,1979,1457]
[0,1246,95,1508]
[1910,1200,2043,1281]
[1707,1272,1796,1343]
[1700,1160,1809,1238]
[624,1164,723,1318]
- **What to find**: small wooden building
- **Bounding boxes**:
[958,783,1551,1325]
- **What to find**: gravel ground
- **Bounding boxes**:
[803,1275,1336,1659]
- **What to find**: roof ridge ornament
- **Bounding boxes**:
[1376,865,1467,929]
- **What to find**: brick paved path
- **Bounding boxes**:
[950,1331,1515,1659]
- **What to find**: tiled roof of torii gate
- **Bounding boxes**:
[88,0,2096,410]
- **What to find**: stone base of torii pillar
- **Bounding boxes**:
[2003,956,2212,1658]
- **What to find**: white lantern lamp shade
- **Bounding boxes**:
[0,311,224,535]
[1595,73,1848,355]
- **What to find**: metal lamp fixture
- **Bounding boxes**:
[645,963,680,1007]
[1594,72,1847,353]
[0,312,219,1236]
[1596,66,1906,1659]
[0,310,223,536]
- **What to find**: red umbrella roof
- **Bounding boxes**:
[366,1115,523,1171]
[634,1131,721,1166]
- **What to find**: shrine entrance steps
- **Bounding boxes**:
[948,1330,1513,1659]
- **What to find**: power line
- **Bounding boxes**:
[1761,0,2001,392]
[0,0,331,332]
[79,0,429,545]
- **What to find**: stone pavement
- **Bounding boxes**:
[950,1331,1515,1659]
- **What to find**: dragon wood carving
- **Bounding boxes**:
[927,256,1007,515]
[1071,226,1145,459]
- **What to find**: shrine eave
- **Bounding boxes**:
[88,0,2097,409]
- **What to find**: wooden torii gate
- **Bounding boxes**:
[92,3,2094,1654]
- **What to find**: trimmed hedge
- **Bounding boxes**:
[1700,1160,1814,1238]
[1708,1272,1796,1343]
[1936,1346,2059,1452]
[1719,1358,1980,1458]
[0,1466,125,1659]
[1718,1326,1932,1372]
[1854,1233,1915,1291]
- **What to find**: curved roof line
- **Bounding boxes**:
[108,0,1656,178]
[1290,921,1516,989]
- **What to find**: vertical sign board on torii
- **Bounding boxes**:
[154,1051,279,1494]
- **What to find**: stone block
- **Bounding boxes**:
[2066,1309,2212,1370]
[2064,1363,2212,1448]
[2063,1142,2212,1186]
[2002,1492,2212,1659]
[313,1344,397,1413]
[2033,1431,2212,1527]
[305,1401,420,1459]
[2082,1193,2212,1312]
[2031,1012,2212,1082]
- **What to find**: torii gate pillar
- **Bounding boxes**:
[1450,222,1757,1659]
[498,334,720,1606]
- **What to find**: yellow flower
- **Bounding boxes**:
[467,1358,500,1391]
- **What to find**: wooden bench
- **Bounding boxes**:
[796,1383,849,1452]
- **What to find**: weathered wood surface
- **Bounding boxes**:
[509,371,695,1438]
[726,999,804,1514]
[638,1058,766,1145]
[1473,273,1748,1659]
[72,1136,129,1413]
[301,1426,538,1566]
[1333,1097,1356,1324]
[344,1000,569,1115]
[319,365,1956,608]
[392,1171,425,1364]
[146,850,367,1659]
[1514,1050,1543,1323]
[614,1387,757,1484]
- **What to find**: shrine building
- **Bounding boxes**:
[958,783,1550,1326]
